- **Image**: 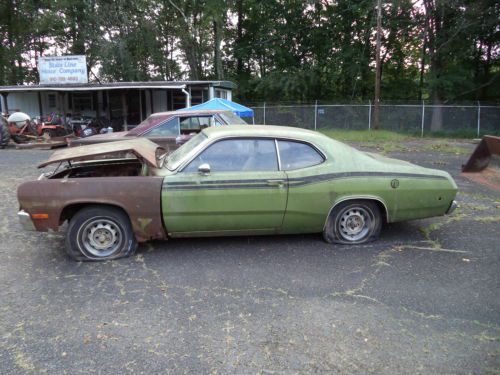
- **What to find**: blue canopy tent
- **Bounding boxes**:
[182,98,254,122]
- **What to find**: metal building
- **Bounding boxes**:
[0,80,235,130]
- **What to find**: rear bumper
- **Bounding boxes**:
[446,200,458,215]
[18,210,36,231]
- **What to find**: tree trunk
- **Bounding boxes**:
[424,0,444,130]
[184,37,201,80]
[430,93,443,132]
[418,14,427,101]
[213,19,223,79]
[236,0,243,75]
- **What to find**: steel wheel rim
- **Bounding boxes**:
[78,217,124,258]
[337,206,373,242]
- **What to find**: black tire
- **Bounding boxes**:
[11,134,29,144]
[65,206,137,261]
[42,129,55,139]
[323,200,382,244]
[0,118,10,149]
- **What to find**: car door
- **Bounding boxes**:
[162,138,288,236]
[277,139,332,234]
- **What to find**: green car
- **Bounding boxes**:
[18,125,457,261]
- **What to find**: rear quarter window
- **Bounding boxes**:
[278,140,324,170]
[144,118,180,136]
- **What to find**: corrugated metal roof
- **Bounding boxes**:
[0,80,236,93]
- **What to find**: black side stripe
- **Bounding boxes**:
[166,178,267,186]
[289,171,447,186]
[165,184,274,190]
[162,172,448,190]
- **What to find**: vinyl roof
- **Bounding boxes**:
[202,125,326,141]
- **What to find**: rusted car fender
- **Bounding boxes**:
[17,177,167,242]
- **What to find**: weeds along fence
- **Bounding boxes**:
[246,102,500,137]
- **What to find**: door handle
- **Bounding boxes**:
[267,179,285,187]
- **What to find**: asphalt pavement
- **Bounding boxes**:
[0,139,498,374]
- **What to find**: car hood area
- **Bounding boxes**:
[38,138,166,168]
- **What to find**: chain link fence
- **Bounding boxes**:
[247,102,500,137]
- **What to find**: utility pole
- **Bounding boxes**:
[373,0,382,130]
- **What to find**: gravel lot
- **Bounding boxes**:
[0,139,499,374]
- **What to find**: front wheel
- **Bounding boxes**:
[65,206,137,261]
[323,200,382,244]
[42,129,56,139]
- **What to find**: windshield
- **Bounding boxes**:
[165,132,207,170]
[219,112,247,124]
[129,114,174,135]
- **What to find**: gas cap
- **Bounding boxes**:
[391,179,399,189]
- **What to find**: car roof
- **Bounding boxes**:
[201,125,329,142]
[200,125,358,160]
[128,109,237,136]
[150,109,234,118]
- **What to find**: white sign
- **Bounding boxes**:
[39,55,88,84]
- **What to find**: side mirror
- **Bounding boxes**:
[198,163,211,175]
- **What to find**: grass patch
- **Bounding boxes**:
[418,129,500,139]
[419,223,443,247]
[319,128,500,141]
[474,216,500,223]
[421,142,471,155]
[458,202,489,211]
[474,332,499,342]
[356,142,412,154]
[319,129,413,142]
[460,191,500,203]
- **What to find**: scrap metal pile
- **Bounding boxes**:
[0,112,73,149]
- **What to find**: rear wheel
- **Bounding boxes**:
[323,200,382,244]
[0,118,10,148]
[65,206,137,261]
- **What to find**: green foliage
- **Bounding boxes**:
[0,0,497,103]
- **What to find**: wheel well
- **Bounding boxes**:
[59,203,129,226]
[372,199,388,223]
[329,198,388,224]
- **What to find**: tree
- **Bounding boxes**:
[0,0,497,104]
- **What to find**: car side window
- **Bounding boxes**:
[277,140,324,170]
[183,139,278,172]
[179,116,212,133]
[144,117,180,136]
